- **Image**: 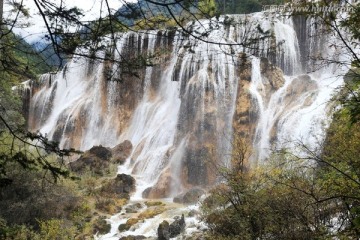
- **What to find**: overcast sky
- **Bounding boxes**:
[4,0,136,42]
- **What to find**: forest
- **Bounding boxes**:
[0,0,360,239]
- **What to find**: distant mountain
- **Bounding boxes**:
[115,0,197,26]
[10,34,58,77]
[31,41,63,69]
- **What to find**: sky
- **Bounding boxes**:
[4,0,136,42]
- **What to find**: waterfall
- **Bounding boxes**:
[248,13,348,161]
[25,13,347,198]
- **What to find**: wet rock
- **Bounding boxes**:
[138,206,166,219]
[92,216,111,235]
[260,57,285,91]
[111,140,133,164]
[142,187,152,198]
[286,75,317,97]
[184,147,210,186]
[233,56,257,146]
[125,202,143,213]
[142,169,172,198]
[144,201,163,207]
[188,209,200,217]
[173,188,205,204]
[118,218,140,232]
[118,223,128,232]
[89,145,112,160]
[169,214,185,238]
[157,220,170,240]
[119,236,146,240]
[100,174,135,198]
[70,145,112,175]
[185,233,206,240]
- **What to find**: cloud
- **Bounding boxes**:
[4,0,136,43]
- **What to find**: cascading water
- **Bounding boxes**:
[249,14,349,161]
[24,11,350,239]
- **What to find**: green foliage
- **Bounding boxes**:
[338,67,360,124]
[199,0,217,17]
[0,158,99,239]
[0,160,78,227]
[93,217,111,235]
[203,108,360,239]
[0,27,73,187]
[215,0,284,14]
[35,219,77,240]
[134,14,177,30]
[0,218,80,240]
[341,4,360,42]
[0,30,53,80]
[202,166,329,239]
[0,219,38,240]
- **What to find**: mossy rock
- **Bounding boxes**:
[93,216,111,234]
[144,201,164,207]
[127,218,140,226]
[118,223,130,232]
[125,203,143,213]
[95,198,127,214]
[118,218,140,232]
[70,145,112,175]
[138,206,166,220]
[111,140,133,164]
[119,235,146,240]
[173,188,205,204]
[100,174,135,198]
[157,220,170,240]
[89,146,112,160]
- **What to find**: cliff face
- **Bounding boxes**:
[24,14,345,198]
[232,56,285,163]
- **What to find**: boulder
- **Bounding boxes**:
[92,216,111,235]
[111,140,133,164]
[142,169,172,198]
[70,145,112,175]
[100,174,135,198]
[119,236,146,240]
[260,57,285,91]
[118,218,140,232]
[173,188,205,204]
[125,203,143,213]
[183,147,210,186]
[89,145,112,160]
[188,209,200,217]
[142,187,152,198]
[157,220,170,240]
[169,214,185,238]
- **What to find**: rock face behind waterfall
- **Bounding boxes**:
[23,13,345,198]
[70,141,133,175]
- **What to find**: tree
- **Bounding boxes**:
[215,0,284,14]
[202,129,360,239]
[199,0,217,17]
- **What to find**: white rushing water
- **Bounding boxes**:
[25,12,351,239]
